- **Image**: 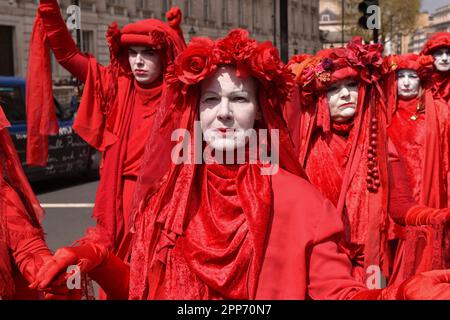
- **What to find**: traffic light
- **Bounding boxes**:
[358,0,380,30]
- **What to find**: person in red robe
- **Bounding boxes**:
[0,106,57,299]
[286,38,450,287]
[383,53,450,276]
[420,32,450,103]
[31,30,450,300]
[27,0,186,283]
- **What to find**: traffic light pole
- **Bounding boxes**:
[373,28,379,44]
[280,0,288,63]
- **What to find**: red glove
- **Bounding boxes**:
[396,270,450,300]
[352,269,450,300]
[30,242,129,300]
[405,205,450,226]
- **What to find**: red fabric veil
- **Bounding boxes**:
[420,32,450,102]
[0,105,45,298]
[128,29,307,299]
[383,53,450,276]
[286,38,395,282]
[67,9,187,254]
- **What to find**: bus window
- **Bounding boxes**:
[0,86,26,123]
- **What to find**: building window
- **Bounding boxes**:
[81,30,94,55]
[321,14,330,22]
[0,25,14,76]
[222,0,229,25]
[162,0,172,13]
[252,0,259,30]
[184,0,192,17]
[239,0,246,27]
[204,0,211,21]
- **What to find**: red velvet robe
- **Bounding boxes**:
[130,167,367,300]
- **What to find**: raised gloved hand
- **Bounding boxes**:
[352,269,450,300]
[405,205,450,226]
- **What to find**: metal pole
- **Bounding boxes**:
[273,0,277,47]
[280,0,288,62]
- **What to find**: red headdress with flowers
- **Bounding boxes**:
[382,53,435,123]
[420,32,450,56]
[287,38,393,281]
[128,29,306,299]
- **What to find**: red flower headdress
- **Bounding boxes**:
[166,29,294,106]
[382,53,435,123]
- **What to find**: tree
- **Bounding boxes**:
[343,0,421,43]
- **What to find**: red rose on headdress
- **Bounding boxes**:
[173,37,216,85]
[418,54,435,79]
[250,41,284,82]
[250,41,293,103]
[217,29,258,64]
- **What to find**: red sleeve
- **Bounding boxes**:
[2,184,52,283]
[39,0,89,82]
[387,141,415,226]
[307,199,368,300]
[89,252,130,299]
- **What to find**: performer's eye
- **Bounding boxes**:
[231,95,249,103]
[202,96,219,103]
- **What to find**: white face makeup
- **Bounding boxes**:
[433,48,450,72]
[397,69,420,99]
[199,66,259,151]
[128,45,162,84]
[326,78,359,123]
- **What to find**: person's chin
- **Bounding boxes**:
[399,92,418,99]
[437,66,450,72]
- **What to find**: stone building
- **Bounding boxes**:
[0,0,321,82]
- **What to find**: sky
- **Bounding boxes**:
[421,0,450,13]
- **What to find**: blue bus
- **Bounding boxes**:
[0,76,99,181]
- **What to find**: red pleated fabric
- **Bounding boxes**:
[26,12,59,166]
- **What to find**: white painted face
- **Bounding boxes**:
[397,69,420,99]
[199,66,259,151]
[433,48,450,72]
[326,78,359,123]
[127,46,163,84]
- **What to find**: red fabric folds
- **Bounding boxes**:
[128,30,306,300]
[26,12,59,167]
[288,39,395,283]
[385,53,450,278]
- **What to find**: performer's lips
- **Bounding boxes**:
[339,103,355,109]
[216,128,235,135]
[135,69,148,75]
